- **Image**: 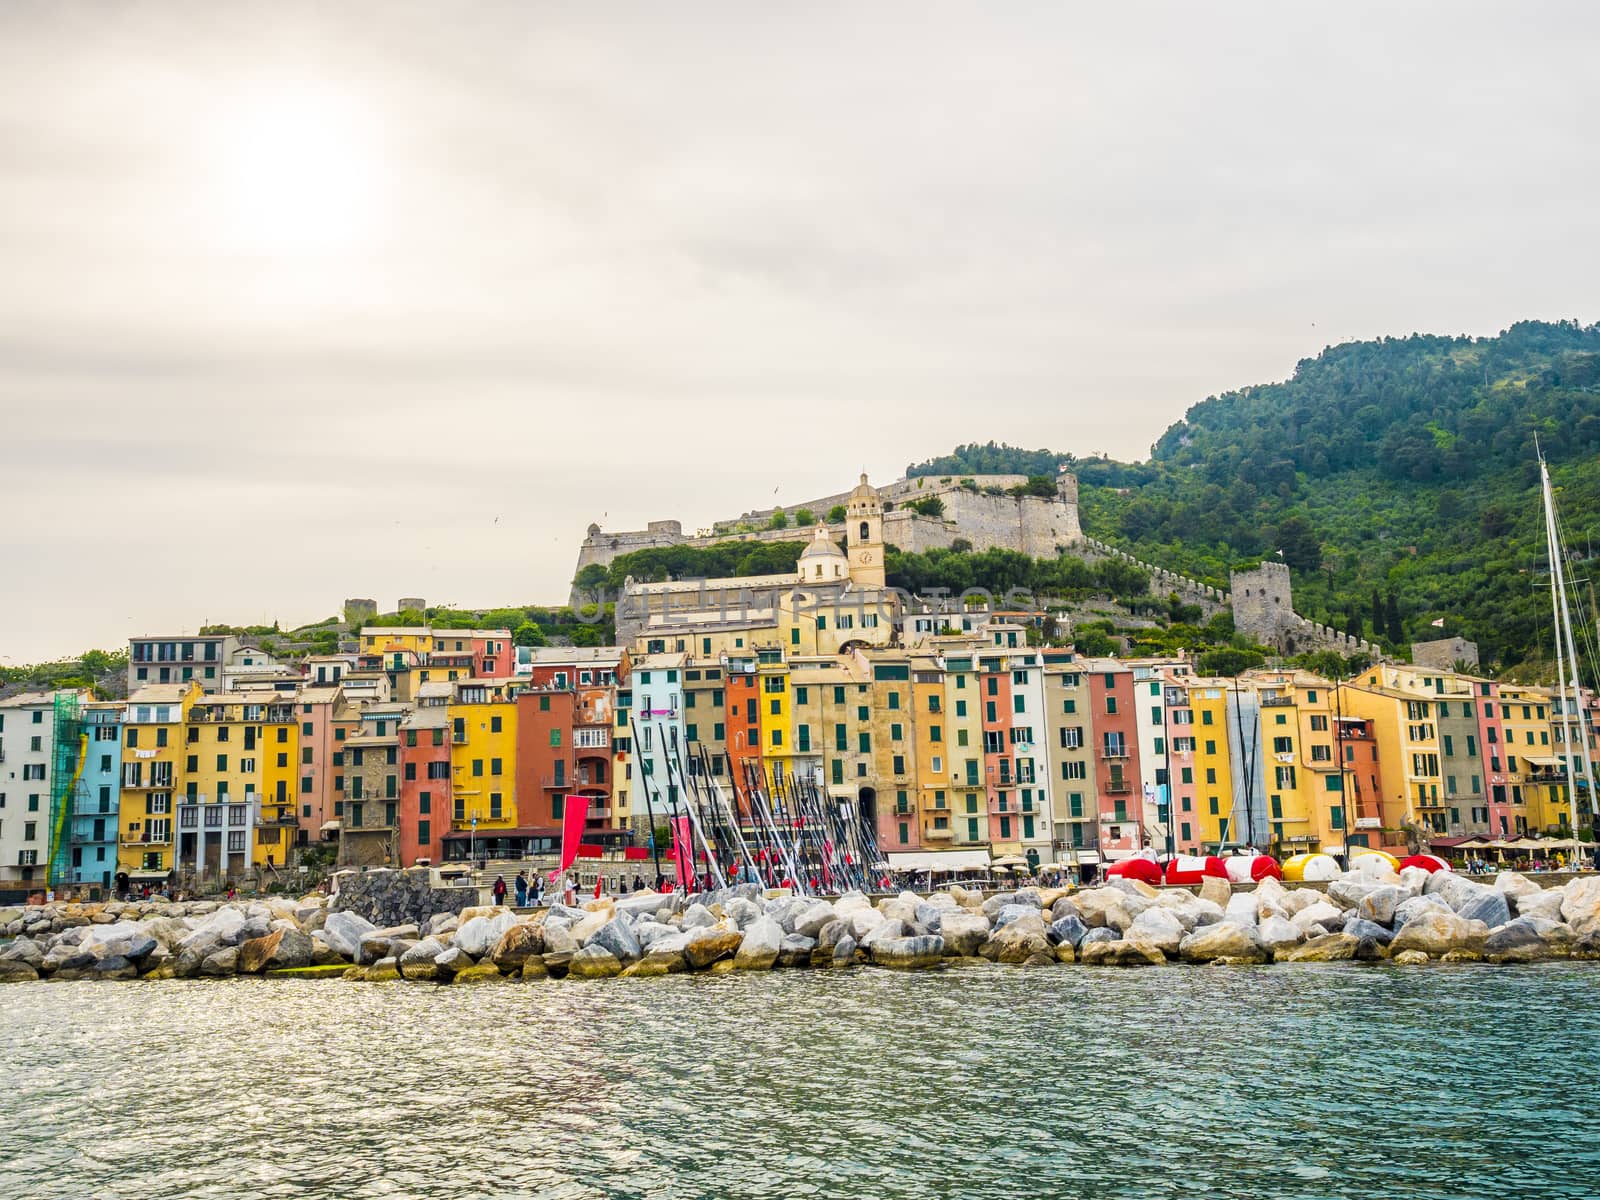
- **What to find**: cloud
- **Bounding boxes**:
[1,0,1597,659]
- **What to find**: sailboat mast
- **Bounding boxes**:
[1540,453,1597,839]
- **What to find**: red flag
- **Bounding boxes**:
[594,875,603,899]
[670,816,693,886]
[550,795,591,883]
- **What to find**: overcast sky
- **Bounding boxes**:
[2,2,1596,663]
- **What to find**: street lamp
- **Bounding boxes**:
[470,816,478,874]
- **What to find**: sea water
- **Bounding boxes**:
[1,964,1597,1199]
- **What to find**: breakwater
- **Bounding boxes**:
[4,862,1600,983]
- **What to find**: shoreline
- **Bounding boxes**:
[5,862,1600,984]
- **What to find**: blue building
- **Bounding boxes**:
[68,700,122,894]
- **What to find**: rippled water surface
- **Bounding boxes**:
[3,964,1599,1199]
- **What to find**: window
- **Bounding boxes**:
[490,793,503,819]
[549,729,561,747]
[490,715,502,733]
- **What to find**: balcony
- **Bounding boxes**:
[1104,780,1133,795]
[120,831,171,846]
[894,805,916,818]
[923,825,953,840]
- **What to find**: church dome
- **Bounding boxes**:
[798,524,847,581]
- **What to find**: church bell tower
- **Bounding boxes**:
[846,473,885,589]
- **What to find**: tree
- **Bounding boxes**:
[1371,590,1384,640]
[573,563,609,598]
[513,621,547,647]
[569,624,604,647]
[1385,590,1404,644]
[1274,515,1322,571]
[910,496,945,518]
[1199,646,1267,676]
[826,504,846,523]
[768,509,789,530]
[794,508,815,526]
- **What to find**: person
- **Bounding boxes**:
[492,875,507,905]
[655,872,667,893]
[563,875,578,907]
[618,875,630,895]
[514,871,528,907]
[531,875,545,906]
[634,874,646,893]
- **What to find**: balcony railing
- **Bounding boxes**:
[1104,781,1132,794]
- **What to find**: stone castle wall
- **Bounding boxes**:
[571,473,1082,602]
[1229,561,1378,658]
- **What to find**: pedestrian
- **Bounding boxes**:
[532,875,545,906]
[634,874,646,893]
[492,875,507,905]
[563,875,578,907]
[514,871,528,907]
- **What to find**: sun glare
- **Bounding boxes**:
[215,85,381,256]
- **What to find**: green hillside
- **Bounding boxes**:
[912,320,1600,671]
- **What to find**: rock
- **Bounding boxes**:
[589,917,642,963]
[983,914,1051,964]
[456,912,518,958]
[777,934,816,968]
[1127,908,1184,956]
[200,947,239,976]
[1178,922,1267,964]
[733,916,784,970]
[1560,877,1600,936]
[681,903,717,931]
[1222,893,1259,927]
[1356,886,1405,927]
[567,945,623,979]
[1393,949,1431,965]
[831,936,857,966]
[1484,917,1574,963]
[981,891,1030,919]
[1291,900,1345,932]
[848,908,886,940]
[1046,914,1089,950]
[91,955,138,980]
[871,935,945,969]
[433,946,475,976]
[925,910,984,957]
[1080,937,1166,967]
[311,941,347,967]
[399,937,446,977]
[451,962,509,984]
[791,902,836,939]
[1455,890,1511,930]
[541,951,573,979]
[860,919,906,951]
[518,957,550,980]
[1513,888,1566,922]
[1073,889,1132,932]
[490,923,547,968]
[364,957,402,982]
[0,936,44,968]
[913,903,945,932]
[1198,875,1231,908]
[237,930,286,974]
[723,897,762,929]
[330,867,474,930]
[1393,895,1452,928]
[1327,880,1377,910]
[319,911,378,959]
[684,927,743,970]
[82,921,159,961]
[0,960,40,983]
[542,922,580,954]
[1389,911,1489,958]
[1279,932,1358,962]
[1256,916,1303,954]
[1342,917,1395,946]
[1431,873,1497,916]
[1080,927,1117,947]
[1492,871,1541,898]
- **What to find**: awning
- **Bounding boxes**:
[991,853,1029,866]
[886,850,992,872]
[320,820,343,832]
[1070,851,1102,865]
[1102,849,1137,862]
[127,869,171,881]
[1522,755,1564,768]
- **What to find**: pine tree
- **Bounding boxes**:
[1385,590,1404,644]
[1370,589,1384,639]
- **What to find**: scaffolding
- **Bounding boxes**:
[47,691,88,890]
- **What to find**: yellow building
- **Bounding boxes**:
[179,692,299,884]
[118,682,201,888]
[1244,670,1345,858]
[448,678,520,834]
[1346,665,1451,840]
[910,650,953,845]
[1185,679,1235,848]
[1497,684,1565,833]
[940,645,988,849]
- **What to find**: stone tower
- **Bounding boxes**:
[846,473,886,589]
[1229,560,1296,650]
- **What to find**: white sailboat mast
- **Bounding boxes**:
[1539,451,1598,838]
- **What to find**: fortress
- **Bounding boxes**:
[574,469,1382,661]
[572,468,1084,602]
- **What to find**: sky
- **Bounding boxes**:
[2,2,1597,663]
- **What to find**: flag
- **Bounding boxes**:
[1431,617,1446,628]
[554,794,591,882]
[669,816,693,886]
[594,875,603,899]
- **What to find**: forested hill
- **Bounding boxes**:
[909,320,1600,672]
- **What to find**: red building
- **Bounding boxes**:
[398,701,452,865]
[1089,659,1144,860]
